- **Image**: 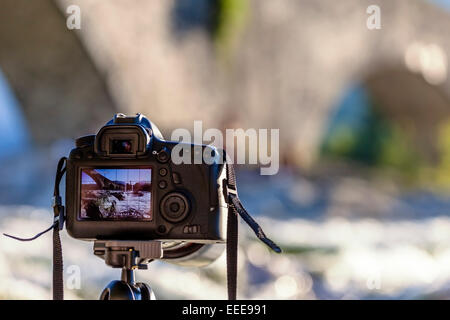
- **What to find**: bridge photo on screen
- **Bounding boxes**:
[80,168,152,220]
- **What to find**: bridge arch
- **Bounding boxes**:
[320,67,450,177]
[0,0,116,147]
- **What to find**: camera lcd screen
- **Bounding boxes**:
[80,168,152,221]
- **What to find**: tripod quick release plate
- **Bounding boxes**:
[94,240,163,270]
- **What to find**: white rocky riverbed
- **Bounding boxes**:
[2,187,450,300]
[1,154,450,299]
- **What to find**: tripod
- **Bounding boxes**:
[93,240,163,300]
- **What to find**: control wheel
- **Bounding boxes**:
[160,192,190,223]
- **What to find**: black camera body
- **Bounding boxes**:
[65,113,227,244]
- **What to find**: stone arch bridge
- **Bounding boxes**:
[1,0,449,167]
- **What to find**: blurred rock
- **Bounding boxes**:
[0,0,116,145]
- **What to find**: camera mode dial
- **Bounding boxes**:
[75,135,95,148]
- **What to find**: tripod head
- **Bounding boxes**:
[94,240,163,300]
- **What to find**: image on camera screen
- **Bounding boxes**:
[80,168,152,220]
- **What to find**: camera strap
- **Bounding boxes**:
[52,157,67,300]
[224,162,282,300]
[3,157,67,300]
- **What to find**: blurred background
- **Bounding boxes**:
[0,0,450,299]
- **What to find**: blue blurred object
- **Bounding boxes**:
[0,68,30,159]
[171,0,217,36]
[321,84,374,162]
[323,84,371,137]
[320,83,391,165]
[429,0,450,10]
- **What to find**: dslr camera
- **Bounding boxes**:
[66,113,228,259]
[4,112,279,300]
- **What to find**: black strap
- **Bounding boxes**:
[52,157,67,300]
[226,191,238,300]
[4,224,55,242]
[4,157,67,300]
[225,162,281,300]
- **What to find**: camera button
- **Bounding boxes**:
[157,148,169,163]
[159,168,168,177]
[158,180,167,189]
[157,225,167,234]
[172,172,182,184]
[183,225,199,234]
